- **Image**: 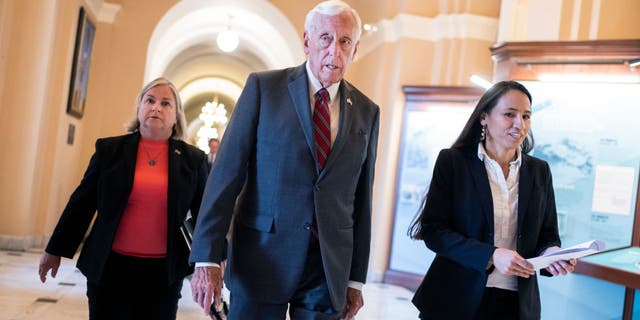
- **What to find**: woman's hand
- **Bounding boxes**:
[492,248,536,278]
[543,246,578,276]
[38,252,61,283]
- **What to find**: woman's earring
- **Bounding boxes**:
[480,125,486,141]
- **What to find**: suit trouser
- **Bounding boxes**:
[86,251,183,320]
[474,287,519,320]
[228,244,340,320]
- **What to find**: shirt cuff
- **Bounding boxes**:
[348,281,363,291]
[195,262,220,268]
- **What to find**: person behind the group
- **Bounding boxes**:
[38,77,209,320]
[188,1,380,319]
[207,138,220,168]
[408,81,576,320]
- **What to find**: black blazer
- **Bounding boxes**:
[46,133,208,285]
[412,145,560,320]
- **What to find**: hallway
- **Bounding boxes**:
[0,249,418,319]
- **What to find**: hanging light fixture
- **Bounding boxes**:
[217,15,239,53]
[196,96,229,152]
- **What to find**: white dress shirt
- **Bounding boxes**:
[478,143,522,291]
[305,62,340,147]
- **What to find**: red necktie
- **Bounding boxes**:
[310,88,331,248]
[313,88,331,169]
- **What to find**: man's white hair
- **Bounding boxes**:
[304,0,362,42]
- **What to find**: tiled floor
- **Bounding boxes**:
[0,249,418,319]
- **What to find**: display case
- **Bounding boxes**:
[576,247,640,290]
[491,39,640,320]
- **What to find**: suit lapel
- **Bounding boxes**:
[122,133,139,190]
[466,150,495,231]
[167,139,182,235]
[517,155,532,233]
[288,65,317,166]
[111,134,139,217]
[321,80,353,175]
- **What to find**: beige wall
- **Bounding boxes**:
[0,0,638,283]
[0,0,69,249]
[502,0,640,42]
[81,0,176,158]
[598,0,640,39]
[0,0,177,249]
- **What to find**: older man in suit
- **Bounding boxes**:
[188,1,379,319]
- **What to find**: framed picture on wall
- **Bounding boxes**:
[66,7,96,119]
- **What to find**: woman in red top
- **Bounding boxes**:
[38,77,209,320]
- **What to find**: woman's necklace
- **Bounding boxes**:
[140,140,163,166]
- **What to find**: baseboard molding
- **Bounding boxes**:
[383,269,423,292]
[0,234,47,251]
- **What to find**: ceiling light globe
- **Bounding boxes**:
[217,30,239,53]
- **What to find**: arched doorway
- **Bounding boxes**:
[144,0,305,148]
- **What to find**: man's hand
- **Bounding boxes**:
[190,266,223,316]
[38,252,61,283]
[492,248,535,278]
[543,246,578,276]
[342,287,364,320]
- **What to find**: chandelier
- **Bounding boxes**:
[196,97,228,153]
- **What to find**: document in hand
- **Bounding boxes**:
[527,240,605,270]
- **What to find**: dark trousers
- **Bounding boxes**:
[86,251,183,320]
[475,287,519,320]
[228,245,339,320]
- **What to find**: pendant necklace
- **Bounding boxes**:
[140,140,162,166]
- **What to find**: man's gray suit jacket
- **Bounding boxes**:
[189,62,380,310]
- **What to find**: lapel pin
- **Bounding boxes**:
[175,149,181,155]
[346,98,352,106]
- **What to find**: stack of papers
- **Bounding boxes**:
[527,240,605,270]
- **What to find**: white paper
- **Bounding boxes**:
[591,165,635,215]
[527,240,605,270]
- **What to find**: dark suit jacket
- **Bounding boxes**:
[412,145,560,320]
[46,132,209,285]
[189,63,380,310]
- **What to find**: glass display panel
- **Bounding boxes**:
[522,81,640,250]
[388,103,473,274]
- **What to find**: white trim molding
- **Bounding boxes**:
[358,13,498,59]
[0,234,46,251]
[589,0,601,40]
[84,0,121,23]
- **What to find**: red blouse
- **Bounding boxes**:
[112,139,169,258]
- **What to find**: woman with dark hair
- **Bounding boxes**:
[409,81,576,320]
[38,77,209,319]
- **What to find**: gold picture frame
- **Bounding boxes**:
[66,7,96,119]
